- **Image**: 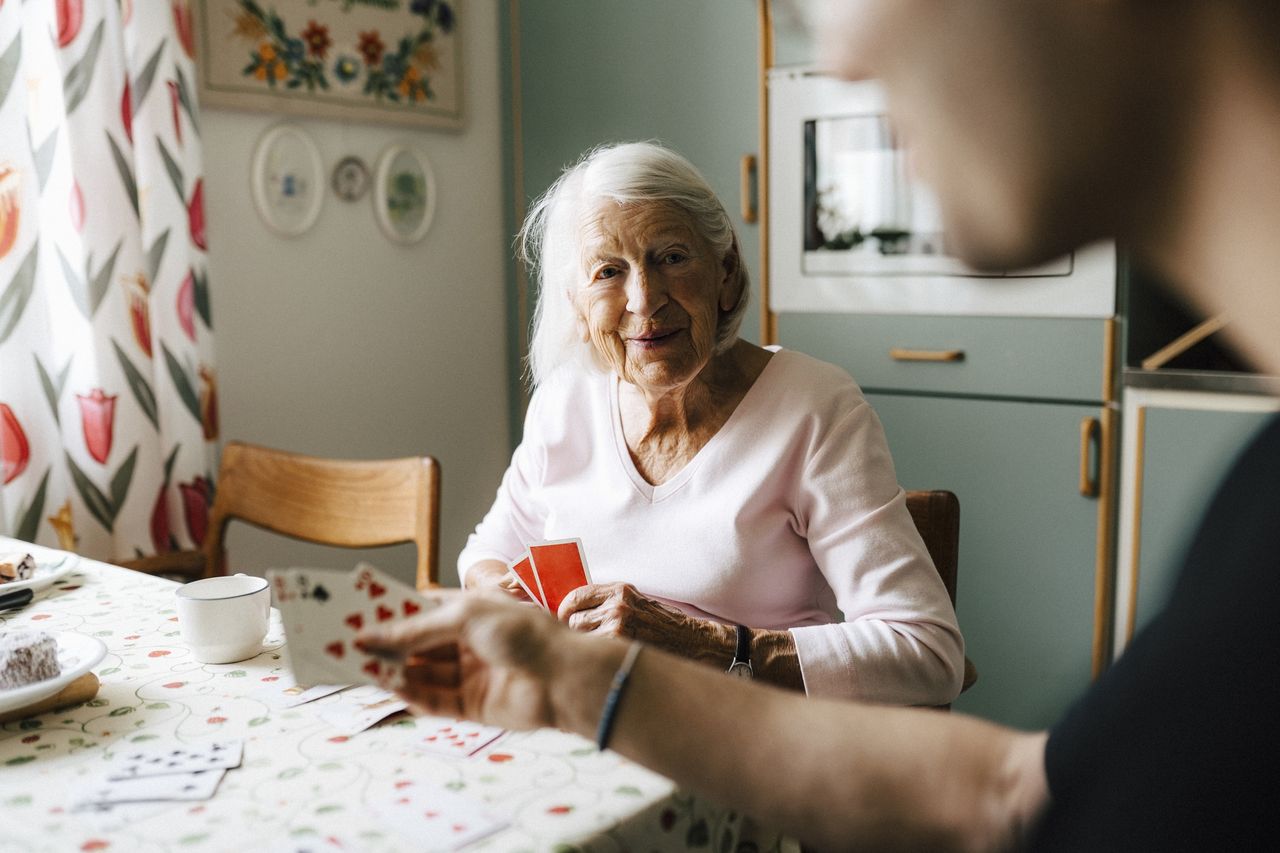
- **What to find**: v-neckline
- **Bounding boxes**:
[608,349,782,503]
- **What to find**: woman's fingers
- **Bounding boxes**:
[557,582,627,621]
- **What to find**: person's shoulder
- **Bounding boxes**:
[763,347,868,415]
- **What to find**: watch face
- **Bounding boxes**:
[728,662,753,679]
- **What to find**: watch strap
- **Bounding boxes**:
[730,624,752,670]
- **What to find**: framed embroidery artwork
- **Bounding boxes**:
[373,144,436,244]
[194,0,463,130]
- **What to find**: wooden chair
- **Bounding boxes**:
[905,489,978,694]
[121,441,441,589]
[199,441,442,590]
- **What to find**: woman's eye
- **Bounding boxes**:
[593,266,620,281]
[662,252,688,265]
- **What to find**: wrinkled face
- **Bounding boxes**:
[815,0,1179,269]
[573,200,736,391]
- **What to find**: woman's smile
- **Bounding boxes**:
[626,327,684,350]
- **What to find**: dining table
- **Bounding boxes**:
[0,537,792,853]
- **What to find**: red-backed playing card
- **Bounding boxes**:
[507,552,546,608]
[528,540,591,615]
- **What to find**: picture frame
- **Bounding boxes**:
[250,124,324,237]
[373,144,437,245]
[194,0,464,131]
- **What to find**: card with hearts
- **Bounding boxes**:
[268,563,437,690]
[411,715,507,759]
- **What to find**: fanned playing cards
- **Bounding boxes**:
[268,563,436,690]
[509,539,591,615]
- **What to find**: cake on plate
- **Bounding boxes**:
[0,552,36,584]
[0,630,60,690]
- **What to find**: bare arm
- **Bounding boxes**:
[359,592,1047,851]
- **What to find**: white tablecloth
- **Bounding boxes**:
[0,539,787,852]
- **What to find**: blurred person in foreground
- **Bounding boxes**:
[362,2,1280,849]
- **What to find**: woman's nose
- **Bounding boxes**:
[625,267,667,317]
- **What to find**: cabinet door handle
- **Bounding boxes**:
[1079,416,1101,497]
[740,154,758,224]
[888,348,965,363]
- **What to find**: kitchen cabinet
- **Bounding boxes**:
[779,312,1117,729]
[1113,387,1278,653]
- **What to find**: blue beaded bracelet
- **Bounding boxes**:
[596,641,643,752]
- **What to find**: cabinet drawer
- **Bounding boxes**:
[776,313,1110,402]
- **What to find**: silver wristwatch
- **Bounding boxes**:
[727,624,753,679]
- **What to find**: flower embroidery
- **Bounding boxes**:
[48,500,76,551]
[357,31,385,67]
[301,21,331,60]
[124,273,152,358]
[172,1,195,60]
[334,55,359,83]
[187,179,207,251]
[56,0,83,48]
[177,270,196,342]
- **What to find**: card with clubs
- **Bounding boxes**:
[105,739,243,780]
[74,769,225,808]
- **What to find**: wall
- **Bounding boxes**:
[202,0,509,588]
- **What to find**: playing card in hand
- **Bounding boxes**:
[507,552,546,607]
[528,540,591,614]
[268,563,436,689]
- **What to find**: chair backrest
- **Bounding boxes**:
[904,489,960,606]
[904,489,977,696]
[202,440,441,590]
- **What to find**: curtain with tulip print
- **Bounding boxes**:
[0,1,218,562]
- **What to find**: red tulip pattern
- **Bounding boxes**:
[166,80,182,145]
[76,388,117,464]
[172,1,195,60]
[198,367,219,441]
[179,476,211,545]
[150,484,170,552]
[188,179,206,250]
[0,165,19,260]
[126,274,153,357]
[69,179,85,232]
[177,269,196,341]
[121,77,133,144]
[1,403,30,485]
[56,0,83,48]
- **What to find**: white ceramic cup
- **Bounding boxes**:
[176,574,270,664]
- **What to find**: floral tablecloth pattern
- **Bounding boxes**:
[0,540,788,852]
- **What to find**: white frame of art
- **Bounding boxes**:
[250,124,325,237]
[373,144,437,245]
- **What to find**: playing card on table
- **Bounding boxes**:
[105,739,243,780]
[74,769,225,808]
[528,539,591,614]
[371,780,508,850]
[268,563,437,689]
[411,715,506,759]
[507,552,546,607]
[249,675,346,710]
[315,685,408,736]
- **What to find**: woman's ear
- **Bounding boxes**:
[719,243,743,312]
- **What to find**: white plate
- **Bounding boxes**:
[0,554,78,595]
[0,631,108,715]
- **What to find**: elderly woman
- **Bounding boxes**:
[460,142,963,704]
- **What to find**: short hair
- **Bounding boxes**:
[519,141,750,386]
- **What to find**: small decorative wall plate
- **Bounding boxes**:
[331,156,371,203]
[373,144,437,244]
[251,124,324,237]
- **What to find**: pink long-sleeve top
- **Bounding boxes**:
[458,348,965,704]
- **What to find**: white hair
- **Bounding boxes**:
[519,141,750,386]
